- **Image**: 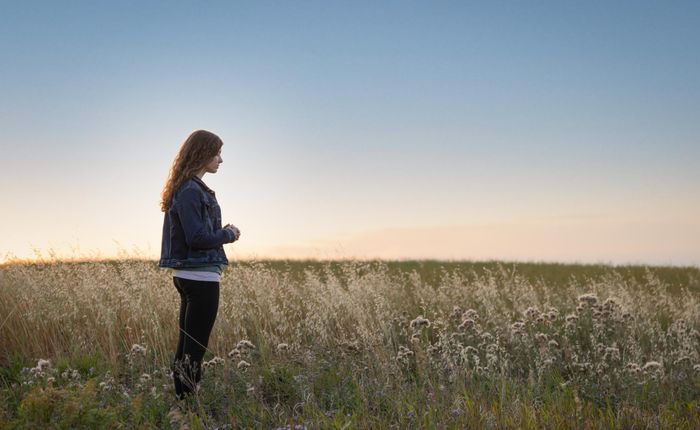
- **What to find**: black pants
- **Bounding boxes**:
[172,276,220,399]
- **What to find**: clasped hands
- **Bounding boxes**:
[223,224,241,242]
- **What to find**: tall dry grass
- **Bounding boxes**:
[1,258,699,428]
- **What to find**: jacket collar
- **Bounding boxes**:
[191,176,215,196]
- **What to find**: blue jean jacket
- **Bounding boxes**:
[159,176,235,268]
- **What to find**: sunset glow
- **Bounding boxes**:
[2,2,698,266]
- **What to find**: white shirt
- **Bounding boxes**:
[172,270,221,282]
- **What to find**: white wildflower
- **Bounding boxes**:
[595,343,606,355]
[524,307,539,319]
[130,344,147,355]
[459,318,476,330]
[463,309,479,320]
[626,363,641,374]
[212,356,225,365]
[236,340,256,350]
[565,314,579,324]
[396,346,414,361]
[410,315,431,329]
[673,356,691,366]
[642,361,662,372]
[604,347,620,361]
[602,297,619,310]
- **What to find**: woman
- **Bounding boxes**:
[159,129,241,399]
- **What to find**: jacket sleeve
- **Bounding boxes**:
[174,187,235,249]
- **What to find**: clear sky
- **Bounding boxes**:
[1,1,699,266]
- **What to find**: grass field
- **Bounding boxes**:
[1,258,699,429]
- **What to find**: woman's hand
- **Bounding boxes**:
[224,224,241,242]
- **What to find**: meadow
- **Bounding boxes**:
[1,258,699,429]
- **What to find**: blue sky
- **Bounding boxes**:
[1,1,699,265]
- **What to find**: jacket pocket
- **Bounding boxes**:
[203,202,215,228]
[204,199,222,226]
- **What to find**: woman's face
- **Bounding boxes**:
[203,148,223,174]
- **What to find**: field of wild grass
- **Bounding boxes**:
[1,258,699,429]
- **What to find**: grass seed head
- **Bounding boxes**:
[464,346,478,355]
[578,293,598,305]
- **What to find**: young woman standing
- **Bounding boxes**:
[159,129,241,399]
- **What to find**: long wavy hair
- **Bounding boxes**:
[160,130,223,212]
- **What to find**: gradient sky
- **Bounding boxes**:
[1,1,699,266]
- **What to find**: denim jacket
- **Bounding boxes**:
[159,176,235,269]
